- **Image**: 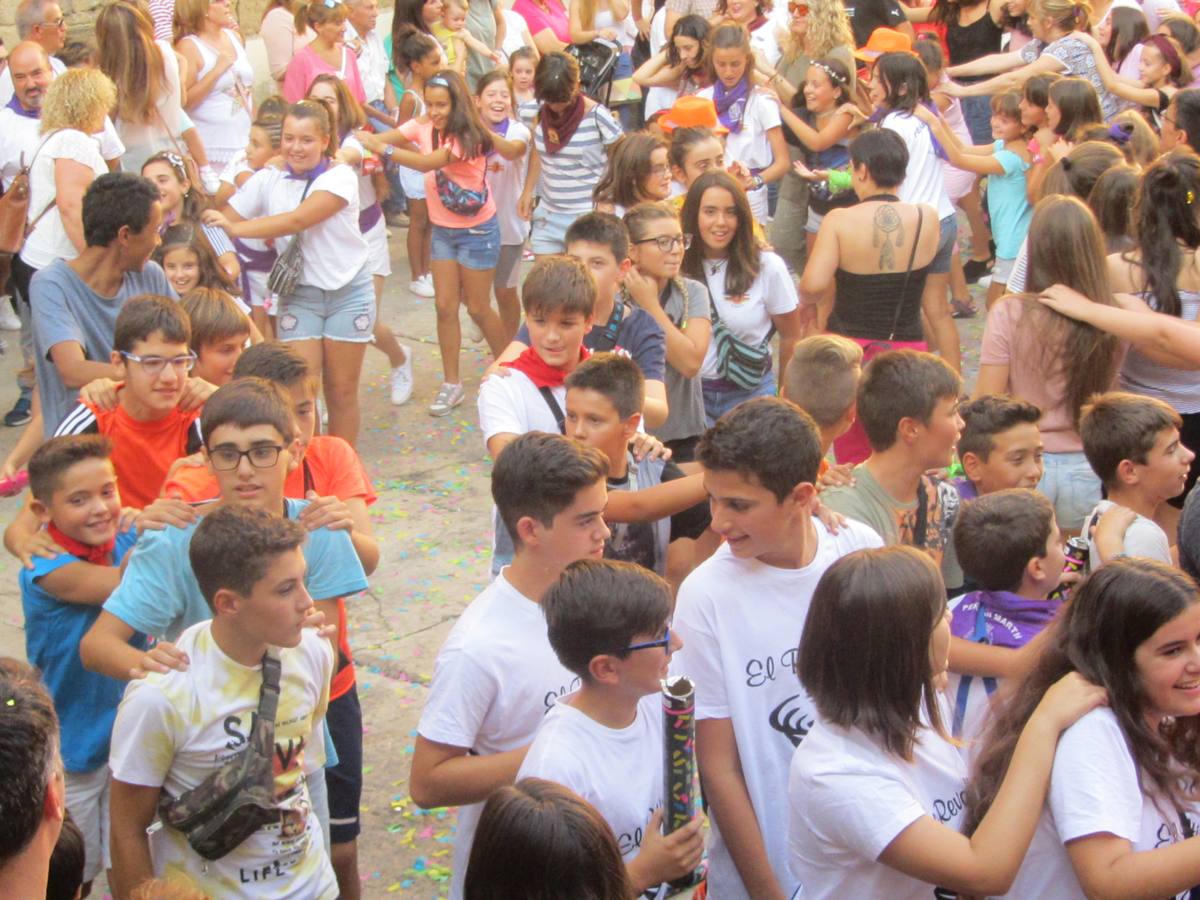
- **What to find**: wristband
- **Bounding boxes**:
[826,169,853,192]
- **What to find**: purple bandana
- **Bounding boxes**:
[285,158,330,180]
[5,94,38,120]
[713,77,750,134]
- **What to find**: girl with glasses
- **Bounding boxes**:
[593,132,673,217]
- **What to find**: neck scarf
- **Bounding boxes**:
[501,345,590,387]
[47,523,116,566]
[285,157,330,180]
[540,94,586,153]
[950,590,1060,649]
[713,77,751,134]
[5,94,38,120]
[488,117,511,137]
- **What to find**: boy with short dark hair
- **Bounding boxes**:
[21,435,144,893]
[1079,391,1194,565]
[47,815,85,900]
[822,350,964,569]
[410,432,611,900]
[672,397,882,899]
[947,488,1066,742]
[565,352,711,576]
[517,558,704,893]
[108,505,337,899]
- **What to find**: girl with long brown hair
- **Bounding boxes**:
[592,132,673,215]
[976,194,1122,532]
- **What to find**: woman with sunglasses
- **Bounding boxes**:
[623,202,713,461]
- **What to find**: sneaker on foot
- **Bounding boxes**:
[409,277,436,298]
[390,347,414,406]
[429,382,465,417]
[4,397,31,427]
[0,301,20,331]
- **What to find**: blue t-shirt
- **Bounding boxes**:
[103,498,368,641]
[517,302,666,381]
[21,527,145,773]
[987,140,1033,260]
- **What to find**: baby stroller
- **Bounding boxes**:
[567,37,620,106]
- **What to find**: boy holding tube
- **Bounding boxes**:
[517,558,704,893]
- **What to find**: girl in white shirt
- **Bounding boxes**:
[203,99,374,444]
[969,557,1200,900]
[788,545,1106,900]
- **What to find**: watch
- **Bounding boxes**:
[383,145,395,160]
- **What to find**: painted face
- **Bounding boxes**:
[142,160,188,217]
[280,114,331,172]
[40,457,122,548]
[674,35,702,68]
[711,45,749,89]
[629,217,686,280]
[114,333,192,417]
[641,146,673,201]
[161,246,201,295]
[697,186,740,254]
[232,548,314,649]
[525,306,594,369]
[964,421,1044,494]
[675,135,726,187]
[803,65,839,112]
[1134,602,1200,728]
[476,79,512,123]
[246,125,276,170]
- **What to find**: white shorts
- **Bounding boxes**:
[65,766,110,882]
[398,165,426,200]
[364,218,392,278]
[747,183,769,226]
[244,268,277,315]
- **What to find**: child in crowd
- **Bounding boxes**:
[633,14,712,122]
[47,816,85,900]
[564,353,712,577]
[153,223,243,303]
[476,69,532,341]
[696,23,789,222]
[1080,391,1194,566]
[509,46,538,113]
[496,213,669,428]
[781,334,864,475]
[410,432,611,900]
[434,0,499,73]
[822,350,964,572]
[593,132,674,216]
[788,545,1104,897]
[671,397,882,899]
[108,506,338,898]
[21,436,144,894]
[517,559,705,892]
[179,288,254,387]
[948,489,1067,744]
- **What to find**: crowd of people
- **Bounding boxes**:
[8,0,1200,895]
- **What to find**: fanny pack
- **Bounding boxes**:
[434,129,489,216]
[157,653,282,860]
[710,298,773,390]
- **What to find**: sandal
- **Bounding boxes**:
[950,297,977,319]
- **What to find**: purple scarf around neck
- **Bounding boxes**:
[285,158,330,180]
[5,94,38,120]
[713,78,750,134]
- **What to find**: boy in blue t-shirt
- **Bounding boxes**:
[20,434,147,892]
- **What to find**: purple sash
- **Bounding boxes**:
[358,202,383,233]
[233,237,277,302]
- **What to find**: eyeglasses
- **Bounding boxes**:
[120,351,197,376]
[39,16,65,28]
[621,625,672,654]
[650,163,672,176]
[788,2,809,15]
[633,234,692,252]
[207,444,285,471]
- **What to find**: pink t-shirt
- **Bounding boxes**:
[513,0,571,43]
[282,45,366,103]
[397,118,497,228]
[980,297,1121,453]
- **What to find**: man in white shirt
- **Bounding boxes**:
[671,397,883,900]
[0,0,66,105]
[343,0,392,125]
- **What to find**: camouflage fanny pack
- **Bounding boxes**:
[157,653,283,861]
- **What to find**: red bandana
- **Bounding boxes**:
[501,346,590,388]
[47,523,116,566]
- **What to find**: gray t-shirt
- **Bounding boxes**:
[32,259,175,436]
[465,0,499,88]
[652,276,710,444]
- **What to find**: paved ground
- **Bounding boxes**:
[0,226,987,898]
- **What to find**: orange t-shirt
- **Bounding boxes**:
[161,434,376,699]
[56,399,203,509]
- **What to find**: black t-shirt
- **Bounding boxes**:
[845,0,908,48]
[604,460,711,574]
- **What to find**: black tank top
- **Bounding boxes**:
[829,266,932,341]
[946,5,1003,80]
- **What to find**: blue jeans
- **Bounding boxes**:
[960,94,994,146]
[701,370,776,427]
[1038,450,1102,532]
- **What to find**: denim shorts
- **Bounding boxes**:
[277,264,376,343]
[932,213,958,275]
[432,214,500,270]
[701,370,777,427]
[1038,449,1102,532]
[530,205,582,255]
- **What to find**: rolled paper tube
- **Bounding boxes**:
[661,674,696,836]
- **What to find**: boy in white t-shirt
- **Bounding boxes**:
[671,397,883,900]
[409,432,612,900]
[108,506,337,899]
[1080,391,1195,566]
[517,558,704,893]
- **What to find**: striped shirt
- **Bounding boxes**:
[523,101,621,216]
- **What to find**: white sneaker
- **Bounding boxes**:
[428,381,465,417]
[0,300,20,331]
[390,346,414,406]
[461,307,484,343]
[409,277,436,298]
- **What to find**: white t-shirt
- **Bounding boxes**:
[1002,706,1200,900]
[0,108,123,191]
[697,84,782,174]
[417,571,580,900]
[881,110,955,220]
[228,163,367,289]
[700,250,798,380]
[670,520,884,899]
[787,700,969,900]
[0,54,66,106]
[518,692,664,864]
[108,621,337,899]
[485,119,532,246]
[21,129,108,270]
[1085,499,1173,566]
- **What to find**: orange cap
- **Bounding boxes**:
[656,96,730,134]
[854,27,917,62]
